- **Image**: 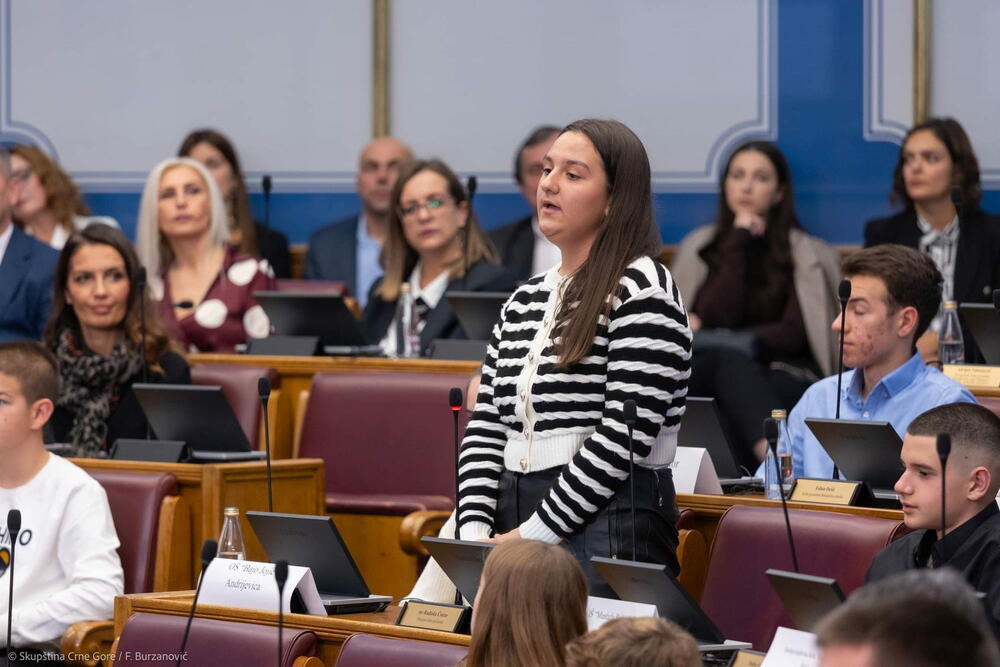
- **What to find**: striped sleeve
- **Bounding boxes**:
[520,264,692,543]
[456,300,513,539]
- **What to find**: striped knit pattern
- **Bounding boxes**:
[457,256,692,543]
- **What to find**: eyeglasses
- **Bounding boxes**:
[397,197,450,219]
[10,167,31,183]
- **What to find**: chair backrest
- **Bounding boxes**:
[114,612,317,667]
[699,504,908,650]
[86,470,178,594]
[335,632,467,667]
[298,371,471,500]
[978,395,1000,420]
[191,364,279,448]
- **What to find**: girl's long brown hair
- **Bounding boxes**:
[463,540,588,667]
[10,144,90,235]
[44,224,175,371]
[554,119,662,367]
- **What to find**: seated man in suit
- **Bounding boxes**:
[866,402,1000,637]
[304,136,412,306]
[756,244,974,480]
[817,568,999,666]
[489,125,560,282]
[0,147,58,343]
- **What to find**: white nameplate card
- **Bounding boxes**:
[585,596,658,631]
[669,447,724,495]
[760,626,819,666]
[199,558,327,616]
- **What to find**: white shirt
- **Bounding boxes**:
[25,215,119,251]
[531,217,561,276]
[0,454,123,648]
[0,221,13,266]
[378,263,451,355]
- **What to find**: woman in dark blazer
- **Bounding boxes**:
[45,225,190,457]
[864,117,1000,363]
[363,158,515,356]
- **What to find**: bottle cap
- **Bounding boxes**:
[770,409,788,419]
[223,507,240,516]
[943,300,957,309]
[400,283,411,293]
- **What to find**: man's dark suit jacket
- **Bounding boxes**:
[0,224,58,343]
[864,207,1000,361]
[362,260,516,356]
[490,215,535,283]
[304,216,360,294]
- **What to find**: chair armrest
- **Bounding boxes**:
[676,527,708,602]
[60,619,114,667]
[153,494,192,591]
[292,389,310,459]
[293,658,325,667]
[399,510,452,556]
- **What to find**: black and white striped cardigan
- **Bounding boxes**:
[457,255,693,543]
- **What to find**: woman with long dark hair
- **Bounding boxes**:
[672,141,840,466]
[45,225,190,457]
[450,119,691,596]
[865,117,1000,363]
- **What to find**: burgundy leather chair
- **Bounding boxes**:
[114,612,320,667]
[276,278,348,295]
[979,395,1000,419]
[334,632,467,667]
[699,504,908,650]
[191,364,279,448]
[298,371,472,515]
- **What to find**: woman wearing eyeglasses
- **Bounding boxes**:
[362,159,515,356]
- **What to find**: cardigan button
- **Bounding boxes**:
[520,458,528,471]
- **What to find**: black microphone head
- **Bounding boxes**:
[274,559,289,587]
[993,288,1000,312]
[135,266,147,289]
[937,432,952,463]
[466,175,478,200]
[200,539,218,569]
[262,174,272,194]
[623,399,637,424]
[449,387,463,410]
[174,300,195,309]
[838,279,852,304]
[258,377,271,400]
[763,417,779,451]
[7,509,20,535]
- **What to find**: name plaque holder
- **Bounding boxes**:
[789,478,875,507]
[395,600,471,634]
[729,650,766,667]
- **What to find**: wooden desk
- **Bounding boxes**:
[73,458,325,588]
[114,591,468,665]
[189,354,481,431]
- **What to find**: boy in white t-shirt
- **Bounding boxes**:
[0,342,122,664]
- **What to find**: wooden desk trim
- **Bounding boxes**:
[190,354,481,376]
[676,493,903,520]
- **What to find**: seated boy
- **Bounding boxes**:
[0,342,123,662]
[564,616,701,667]
[866,402,1000,636]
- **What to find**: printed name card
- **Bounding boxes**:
[396,600,470,633]
[731,650,767,667]
[199,558,327,616]
[790,478,864,505]
[585,596,658,631]
[943,364,1000,389]
[760,627,819,666]
[670,447,723,495]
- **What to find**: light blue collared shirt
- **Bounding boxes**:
[355,214,382,308]
[756,353,977,480]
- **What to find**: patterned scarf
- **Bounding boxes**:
[55,329,143,458]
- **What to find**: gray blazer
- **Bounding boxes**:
[671,224,842,376]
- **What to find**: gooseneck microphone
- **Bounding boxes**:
[172,300,195,309]
[135,267,149,385]
[833,279,851,479]
[992,288,1000,313]
[623,400,638,562]
[259,377,274,512]
[261,175,273,274]
[937,433,951,564]
[460,175,477,290]
[274,559,288,667]
[448,387,464,606]
[765,418,799,572]
[175,539,218,667]
[6,509,21,658]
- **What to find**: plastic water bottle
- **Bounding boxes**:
[395,284,421,358]
[217,507,246,560]
[765,409,795,500]
[939,301,964,365]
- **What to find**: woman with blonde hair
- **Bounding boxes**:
[10,144,119,250]
[135,157,274,353]
[362,158,515,356]
[463,539,588,667]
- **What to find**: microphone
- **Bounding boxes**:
[448,387,463,606]
[261,175,273,274]
[6,509,21,657]
[623,399,638,562]
[259,377,274,513]
[172,300,195,309]
[765,418,799,572]
[135,267,149,385]
[833,279,851,479]
[274,559,288,667]
[460,175,477,290]
[937,433,951,563]
[175,539,218,667]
